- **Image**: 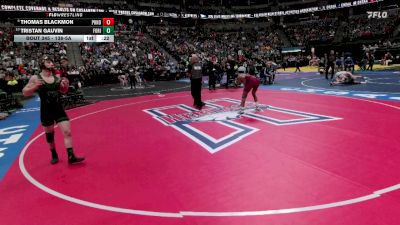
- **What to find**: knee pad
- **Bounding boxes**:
[45,132,55,143]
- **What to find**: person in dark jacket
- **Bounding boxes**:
[188,54,205,110]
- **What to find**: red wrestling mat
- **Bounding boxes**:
[1,89,400,225]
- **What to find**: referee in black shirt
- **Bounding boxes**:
[188,54,205,110]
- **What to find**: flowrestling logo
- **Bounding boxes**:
[144,98,341,154]
[367,11,388,19]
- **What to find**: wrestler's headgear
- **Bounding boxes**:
[238,66,246,74]
[40,55,54,70]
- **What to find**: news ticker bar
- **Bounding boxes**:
[14,26,114,35]
[0,1,384,19]
[15,18,114,26]
[13,35,114,43]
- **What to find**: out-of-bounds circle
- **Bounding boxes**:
[20,90,400,217]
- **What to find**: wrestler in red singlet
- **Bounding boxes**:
[236,66,261,114]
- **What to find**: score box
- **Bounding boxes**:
[102,26,114,35]
[102,18,114,26]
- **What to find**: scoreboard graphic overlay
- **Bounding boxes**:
[13,12,114,43]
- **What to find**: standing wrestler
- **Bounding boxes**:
[22,56,85,165]
[235,66,261,114]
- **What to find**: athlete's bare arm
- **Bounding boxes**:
[22,75,43,97]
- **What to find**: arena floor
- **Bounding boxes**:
[0,70,399,225]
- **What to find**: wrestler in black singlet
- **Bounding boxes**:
[37,73,69,126]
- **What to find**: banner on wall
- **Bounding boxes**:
[0,0,385,19]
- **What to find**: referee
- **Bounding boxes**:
[188,54,205,110]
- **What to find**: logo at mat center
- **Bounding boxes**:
[144,98,341,154]
[189,103,268,122]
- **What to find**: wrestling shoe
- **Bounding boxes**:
[50,150,59,165]
[68,155,85,164]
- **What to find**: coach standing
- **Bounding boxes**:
[188,54,205,110]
